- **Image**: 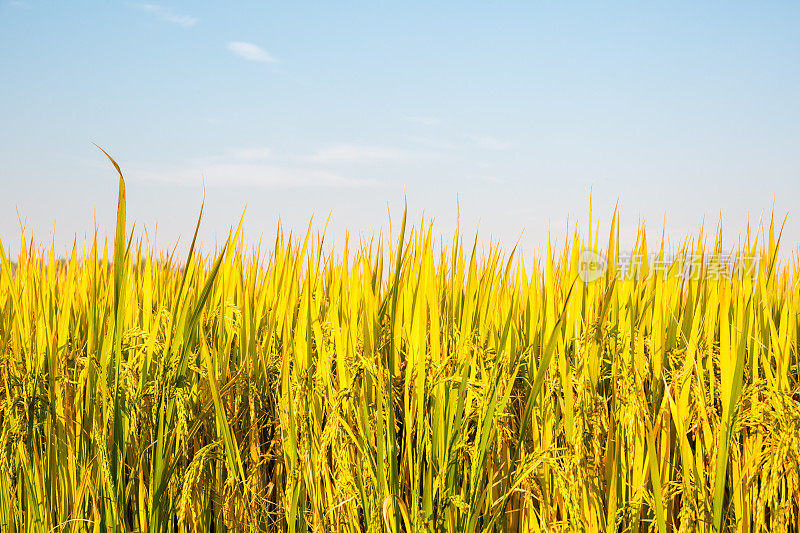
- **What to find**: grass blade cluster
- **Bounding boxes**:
[0,165,798,531]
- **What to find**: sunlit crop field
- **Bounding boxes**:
[1,158,799,532]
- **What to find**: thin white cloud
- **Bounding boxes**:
[405,115,441,126]
[471,175,506,185]
[311,144,408,163]
[229,147,273,161]
[406,135,458,151]
[227,42,278,63]
[6,1,30,8]
[129,149,372,189]
[470,135,513,150]
[127,3,198,26]
[136,164,370,188]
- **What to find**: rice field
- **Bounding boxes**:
[1,157,799,532]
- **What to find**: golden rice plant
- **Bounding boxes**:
[0,156,798,532]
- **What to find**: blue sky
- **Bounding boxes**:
[1,1,799,260]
